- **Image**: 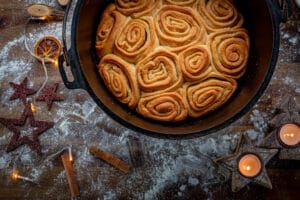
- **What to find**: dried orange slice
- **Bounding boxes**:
[34,36,62,63]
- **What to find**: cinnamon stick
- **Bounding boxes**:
[89,145,131,173]
[61,153,80,198]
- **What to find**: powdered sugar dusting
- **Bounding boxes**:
[250,109,268,132]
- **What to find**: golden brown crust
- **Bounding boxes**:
[178,45,213,82]
[98,54,140,109]
[95,0,250,122]
[137,92,188,122]
[116,0,161,18]
[95,4,128,58]
[181,74,237,118]
[196,0,244,32]
[208,28,250,78]
[114,17,158,64]
[164,0,197,6]
[136,48,183,97]
[154,5,207,52]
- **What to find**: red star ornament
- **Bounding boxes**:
[36,83,64,110]
[0,101,54,156]
[9,77,37,104]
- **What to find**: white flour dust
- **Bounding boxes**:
[0,0,299,199]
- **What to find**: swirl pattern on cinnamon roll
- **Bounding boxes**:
[164,0,196,6]
[137,92,188,122]
[179,45,212,82]
[98,54,140,109]
[136,49,183,96]
[154,5,207,52]
[182,75,237,118]
[116,0,161,18]
[208,28,250,78]
[114,17,158,64]
[196,0,243,32]
[95,4,128,57]
[95,0,250,122]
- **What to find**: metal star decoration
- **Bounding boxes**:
[36,83,64,110]
[216,133,278,192]
[9,77,37,104]
[0,101,54,156]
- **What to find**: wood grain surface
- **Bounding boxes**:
[0,0,299,199]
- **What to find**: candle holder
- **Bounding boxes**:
[269,96,300,128]
[237,153,263,178]
[260,122,300,160]
[216,133,278,192]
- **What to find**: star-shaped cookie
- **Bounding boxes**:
[260,124,300,160]
[9,77,37,104]
[36,83,64,110]
[216,133,278,192]
[0,101,54,156]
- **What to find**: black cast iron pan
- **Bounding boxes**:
[59,0,292,137]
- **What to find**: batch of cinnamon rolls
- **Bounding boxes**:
[95,0,250,122]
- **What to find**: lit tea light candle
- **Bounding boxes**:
[238,154,262,178]
[278,123,300,147]
[11,171,37,184]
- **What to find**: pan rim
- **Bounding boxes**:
[68,0,280,138]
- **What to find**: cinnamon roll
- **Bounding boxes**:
[95,0,250,122]
[136,48,183,96]
[114,17,158,64]
[178,45,212,82]
[95,4,128,57]
[116,0,161,18]
[182,75,237,118]
[137,92,188,122]
[208,28,250,78]
[154,5,207,52]
[196,0,243,32]
[98,54,140,109]
[164,0,196,7]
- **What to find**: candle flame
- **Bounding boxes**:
[53,59,59,68]
[12,171,19,180]
[30,103,36,113]
[39,16,48,20]
[68,147,73,162]
[284,132,295,138]
[245,165,251,171]
[69,154,73,162]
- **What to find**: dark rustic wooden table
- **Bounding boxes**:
[0,0,299,199]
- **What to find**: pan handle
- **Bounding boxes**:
[58,0,85,90]
[270,0,293,23]
[58,50,84,89]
